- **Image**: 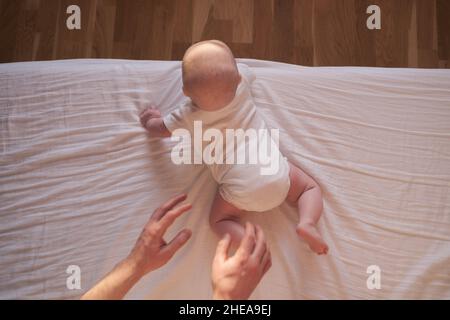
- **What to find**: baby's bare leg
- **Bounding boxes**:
[287,163,328,255]
[209,191,245,246]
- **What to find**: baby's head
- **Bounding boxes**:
[182,40,241,111]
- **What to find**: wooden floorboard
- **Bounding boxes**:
[0,0,448,67]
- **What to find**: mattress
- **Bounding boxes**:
[0,59,449,299]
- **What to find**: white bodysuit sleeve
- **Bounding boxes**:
[237,63,256,84]
[162,102,193,133]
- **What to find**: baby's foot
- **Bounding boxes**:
[296,223,329,255]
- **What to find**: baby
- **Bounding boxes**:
[140,40,328,254]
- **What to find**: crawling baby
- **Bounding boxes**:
[140,40,328,254]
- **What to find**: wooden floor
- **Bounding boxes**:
[1,0,449,67]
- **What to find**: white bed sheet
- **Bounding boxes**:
[0,59,449,299]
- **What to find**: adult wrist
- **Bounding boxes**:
[212,286,233,300]
[212,291,228,300]
[121,255,146,282]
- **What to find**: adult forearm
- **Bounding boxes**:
[81,259,142,300]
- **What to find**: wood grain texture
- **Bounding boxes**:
[0,0,449,67]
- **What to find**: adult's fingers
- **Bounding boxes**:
[214,234,231,263]
[262,254,272,275]
[157,203,192,236]
[252,225,267,262]
[236,222,256,259]
[151,194,187,221]
[161,229,192,258]
[260,247,271,272]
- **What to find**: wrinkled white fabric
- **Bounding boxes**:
[0,59,449,299]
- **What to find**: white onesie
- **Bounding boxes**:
[163,64,290,212]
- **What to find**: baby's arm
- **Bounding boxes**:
[140,107,171,138]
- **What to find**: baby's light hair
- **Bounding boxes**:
[182,40,239,91]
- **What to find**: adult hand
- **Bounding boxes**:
[211,223,272,300]
[81,194,192,299]
[126,193,192,277]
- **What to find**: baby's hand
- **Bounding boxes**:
[139,106,171,138]
[140,106,161,129]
